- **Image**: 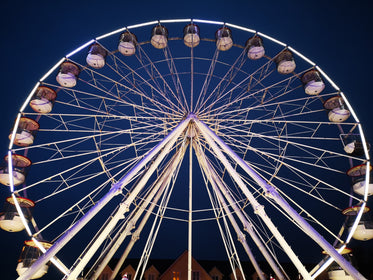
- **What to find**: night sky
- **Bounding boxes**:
[0,0,372,279]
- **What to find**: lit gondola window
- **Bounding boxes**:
[216,26,233,51]
[118,31,137,56]
[275,49,296,74]
[301,69,325,95]
[87,43,107,69]
[183,23,200,48]
[323,96,350,123]
[245,36,265,60]
[16,239,52,279]
[0,197,34,232]
[29,86,57,114]
[56,61,80,88]
[0,154,31,186]
[9,117,39,147]
[151,25,168,49]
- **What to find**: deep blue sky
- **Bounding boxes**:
[0,0,372,279]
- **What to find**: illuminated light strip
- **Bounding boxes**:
[8,159,34,236]
[97,19,220,41]
[8,113,21,150]
[364,162,371,200]
[66,39,95,58]
[160,19,191,23]
[19,82,40,113]
[287,46,316,66]
[96,19,189,41]
[11,194,33,236]
[358,124,371,174]
[40,57,66,82]
[346,201,366,243]
[12,195,70,275]
[355,125,371,200]
[7,150,15,193]
[311,170,369,279]
[193,19,224,25]
[6,18,369,279]
[32,237,69,275]
[127,20,159,30]
[225,23,256,34]
[315,66,340,91]
[95,27,128,40]
[257,31,286,47]
[339,91,360,122]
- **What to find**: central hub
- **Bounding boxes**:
[186,124,198,138]
[185,113,199,138]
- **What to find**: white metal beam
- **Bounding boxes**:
[89,145,186,280]
[194,117,312,280]
[17,116,191,280]
[195,145,266,280]
[66,118,191,280]
[193,141,286,280]
[107,143,188,280]
[195,117,366,280]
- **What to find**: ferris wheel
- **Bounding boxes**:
[0,19,372,280]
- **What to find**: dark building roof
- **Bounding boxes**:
[107,256,307,280]
[108,257,176,280]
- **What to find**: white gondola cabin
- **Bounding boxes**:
[351,176,373,196]
[86,43,107,69]
[0,154,31,186]
[9,117,39,147]
[29,86,57,114]
[151,25,168,49]
[245,36,265,60]
[301,69,325,95]
[352,217,373,241]
[56,61,80,88]
[323,96,351,123]
[342,205,373,241]
[183,23,200,48]
[344,140,363,155]
[341,134,369,157]
[118,31,137,56]
[347,164,373,196]
[0,197,34,232]
[16,240,52,279]
[275,50,296,74]
[216,27,233,51]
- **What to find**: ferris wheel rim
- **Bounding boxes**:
[4,18,371,280]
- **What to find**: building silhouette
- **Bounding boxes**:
[95,251,330,280]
